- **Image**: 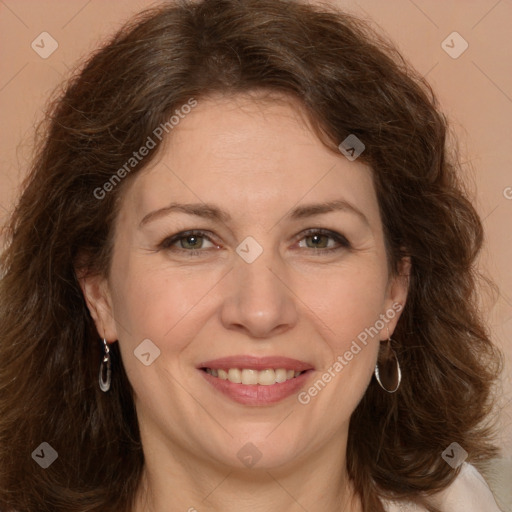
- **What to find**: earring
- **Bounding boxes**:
[374,327,401,393]
[99,338,111,392]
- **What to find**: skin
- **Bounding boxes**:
[81,92,410,512]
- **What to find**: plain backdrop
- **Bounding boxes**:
[0,0,511,501]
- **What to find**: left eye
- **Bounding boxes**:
[298,232,339,250]
[294,228,351,255]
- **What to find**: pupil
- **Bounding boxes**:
[310,234,325,248]
[185,236,200,248]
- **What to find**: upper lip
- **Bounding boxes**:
[197,355,315,372]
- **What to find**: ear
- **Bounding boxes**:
[77,270,119,342]
[381,255,411,339]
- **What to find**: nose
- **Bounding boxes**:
[219,249,299,339]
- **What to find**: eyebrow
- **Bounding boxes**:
[285,199,369,226]
[139,202,232,227]
[139,199,369,228]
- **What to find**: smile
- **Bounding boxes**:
[202,367,305,385]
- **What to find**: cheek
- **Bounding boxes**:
[296,330,378,423]
[109,253,225,352]
[298,260,388,346]
[293,261,386,401]
[108,260,224,398]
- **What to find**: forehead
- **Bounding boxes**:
[121,93,381,229]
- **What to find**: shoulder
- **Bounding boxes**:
[382,463,504,512]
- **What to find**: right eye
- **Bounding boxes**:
[158,230,220,257]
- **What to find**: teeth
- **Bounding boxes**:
[275,369,287,383]
[205,367,305,385]
[228,368,242,383]
[241,369,259,385]
[257,369,275,385]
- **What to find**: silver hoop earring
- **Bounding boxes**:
[99,338,111,392]
[374,327,401,393]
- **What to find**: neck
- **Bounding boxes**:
[132,434,362,512]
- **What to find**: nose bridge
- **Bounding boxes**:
[220,243,298,338]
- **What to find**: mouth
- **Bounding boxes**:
[196,355,315,406]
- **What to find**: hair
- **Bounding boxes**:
[0,0,503,511]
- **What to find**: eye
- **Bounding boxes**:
[296,229,351,254]
[158,230,218,256]
[157,228,351,258]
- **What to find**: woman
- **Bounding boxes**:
[0,0,505,511]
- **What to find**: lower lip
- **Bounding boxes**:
[199,369,313,406]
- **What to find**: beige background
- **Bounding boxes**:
[0,0,511,507]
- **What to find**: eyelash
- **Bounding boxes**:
[158,228,351,257]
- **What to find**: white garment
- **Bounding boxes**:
[383,463,504,512]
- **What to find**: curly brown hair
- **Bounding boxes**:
[0,0,503,511]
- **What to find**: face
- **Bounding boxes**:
[82,93,409,472]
